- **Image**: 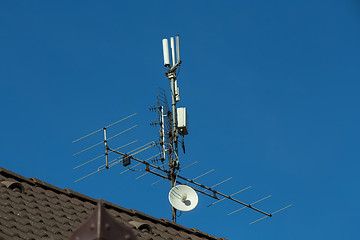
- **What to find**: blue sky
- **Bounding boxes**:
[1,1,360,239]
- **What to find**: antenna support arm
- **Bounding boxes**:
[103,127,109,169]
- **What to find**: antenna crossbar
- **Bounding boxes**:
[151,161,199,186]
[74,140,138,170]
[207,186,252,207]
[121,152,162,175]
[192,169,215,181]
[249,204,293,225]
[227,195,272,216]
[180,161,198,171]
[73,141,103,156]
[151,178,165,186]
[105,142,155,169]
[210,177,232,189]
[107,125,137,141]
[73,125,137,156]
[72,113,137,143]
[74,167,105,183]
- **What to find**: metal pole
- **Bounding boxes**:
[169,73,178,157]
[160,107,166,161]
[166,68,180,222]
[103,128,109,169]
[169,72,178,222]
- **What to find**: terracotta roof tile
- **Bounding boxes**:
[0,167,226,240]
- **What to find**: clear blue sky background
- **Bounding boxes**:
[1,1,360,239]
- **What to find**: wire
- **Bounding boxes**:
[176,65,181,77]
[127,166,145,172]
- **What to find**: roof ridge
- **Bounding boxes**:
[0,167,34,185]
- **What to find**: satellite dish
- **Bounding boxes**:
[169,185,198,212]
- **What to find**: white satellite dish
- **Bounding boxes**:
[168,185,198,212]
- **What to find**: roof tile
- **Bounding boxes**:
[0,167,226,240]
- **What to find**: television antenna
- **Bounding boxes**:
[72,35,292,224]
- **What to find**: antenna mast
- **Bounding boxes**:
[162,35,184,222]
[73,35,292,226]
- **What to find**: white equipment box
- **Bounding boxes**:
[177,107,188,135]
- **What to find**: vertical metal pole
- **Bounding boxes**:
[166,71,179,223]
[164,36,182,223]
[160,107,166,161]
[171,74,177,223]
[103,127,109,169]
[170,74,179,159]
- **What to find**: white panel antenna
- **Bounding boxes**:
[176,35,180,64]
[162,39,170,67]
[170,37,176,66]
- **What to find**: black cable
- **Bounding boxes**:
[127,166,145,172]
[176,65,181,77]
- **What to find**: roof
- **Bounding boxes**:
[0,167,226,240]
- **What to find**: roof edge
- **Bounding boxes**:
[160,218,222,240]
[0,167,35,185]
[0,166,226,240]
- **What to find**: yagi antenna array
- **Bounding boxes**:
[72,113,157,182]
[72,35,292,225]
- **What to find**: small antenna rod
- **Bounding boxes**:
[176,35,180,64]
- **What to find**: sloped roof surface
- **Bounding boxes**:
[0,167,226,240]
